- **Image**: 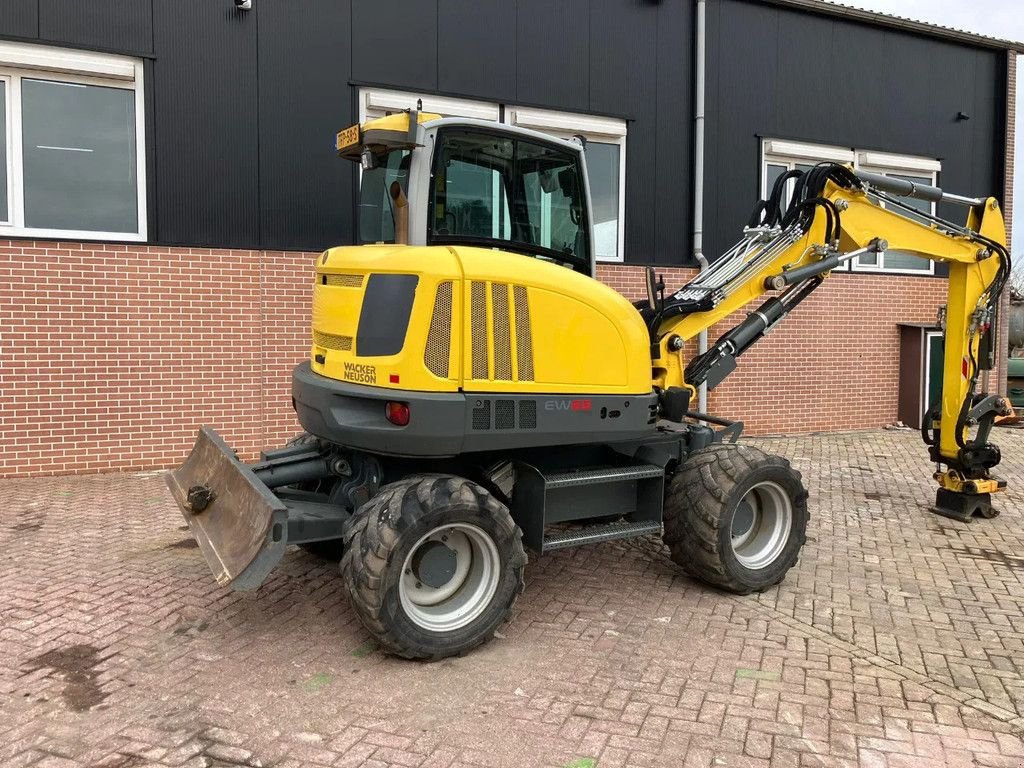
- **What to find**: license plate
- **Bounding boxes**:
[336,125,361,151]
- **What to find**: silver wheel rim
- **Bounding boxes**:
[399,523,501,632]
[730,481,793,570]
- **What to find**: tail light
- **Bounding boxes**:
[385,401,410,426]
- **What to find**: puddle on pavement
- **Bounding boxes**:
[172,619,209,637]
[24,644,110,711]
[9,508,46,533]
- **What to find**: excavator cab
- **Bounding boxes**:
[341,110,596,276]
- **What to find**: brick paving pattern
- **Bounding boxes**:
[2,428,1024,767]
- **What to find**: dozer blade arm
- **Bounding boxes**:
[165,426,288,590]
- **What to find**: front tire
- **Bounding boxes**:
[663,444,808,594]
[340,475,526,660]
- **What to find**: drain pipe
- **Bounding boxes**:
[693,0,709,413]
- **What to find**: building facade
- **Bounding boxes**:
[0,0,1017,476]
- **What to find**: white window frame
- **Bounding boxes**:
[760,138,940,276]
[506,106,627,262]
[0,74,12,225]
[359,88,499,123]
[0,41,147,242]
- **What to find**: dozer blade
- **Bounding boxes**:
[165,426,288,591]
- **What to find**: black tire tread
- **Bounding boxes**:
[340,474,526,660]
[663,443,808,595]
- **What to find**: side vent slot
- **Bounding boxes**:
[312,329,353,351]
[495,399,515,430]
[424,281,453,378]
[492,283,513,380]
[470,281,489,380]
[472,399,491,430]
[519,400,537,429]
[323,273,363,287]
[512,284,534,381]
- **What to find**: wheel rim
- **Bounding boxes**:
[729,481,793,570]
[399,523,501,632]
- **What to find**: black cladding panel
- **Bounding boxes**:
[0,0,38,39]
[0,0,999,269]
[773,12,836,141]
[704,0,1005,264]
[352,0,438,92]
[438,0,515,101]
[152,1,259,248]
[704,0,779,260]
[258,0,353,252]
[39,0,152,54]
[590,0,659,263]
[653,0,693,265]
[516,0,589,112]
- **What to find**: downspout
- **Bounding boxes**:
[693,0,709,413]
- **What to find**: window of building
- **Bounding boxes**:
[358,88,627,261]
[0,41,146,241]
[761,139,940,275]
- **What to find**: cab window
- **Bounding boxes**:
[429,128,590,272]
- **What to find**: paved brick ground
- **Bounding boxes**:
[3,428,1024,767]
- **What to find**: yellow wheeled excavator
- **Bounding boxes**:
[167,110,1012,659]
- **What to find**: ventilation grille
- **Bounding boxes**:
[467,282,534,382]
[495,400,515,430]
[513,285,534,381]
[323,273,363,288]
[471,399,536,431]
[492,284,512,381]
[470,281,488,379]
[519,400,536,429]
[312,329,353,351]
[424,281,453,378]
[472,399,491,430]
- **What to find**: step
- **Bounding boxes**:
[545,464,663,489]
[543,520,662,551]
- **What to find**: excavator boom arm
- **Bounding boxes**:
[650,164,1011,519]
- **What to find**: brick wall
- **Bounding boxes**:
[0,241,951,478]
[0,242,312,477]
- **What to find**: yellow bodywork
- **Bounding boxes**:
[312,245,651,396]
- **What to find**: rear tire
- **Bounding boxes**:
[663,444,808,594]
[340,474,526,660]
